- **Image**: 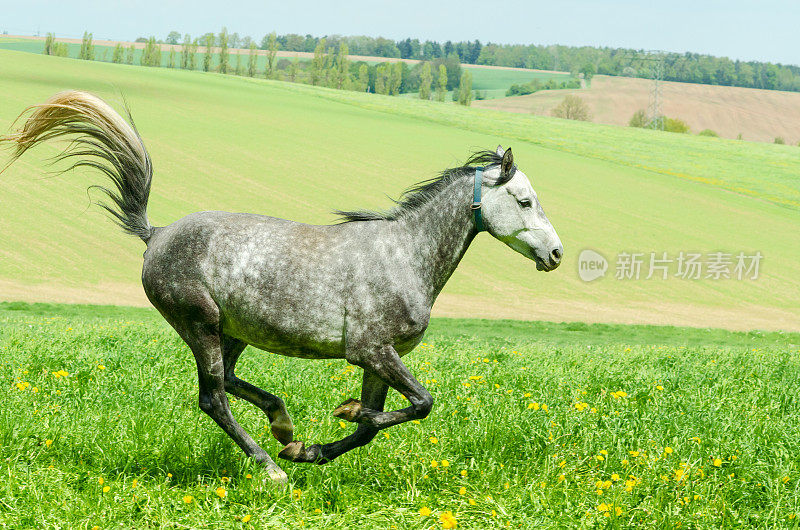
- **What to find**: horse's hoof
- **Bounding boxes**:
[333,398,362,422]
[270,416,294,446]
[278,441,322,463]
[265,467,289,484]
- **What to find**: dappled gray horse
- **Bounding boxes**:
[2,91,563,481]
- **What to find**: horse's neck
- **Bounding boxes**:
[400,176,477,304]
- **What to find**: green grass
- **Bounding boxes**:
[0,48,798,331]
[2,302,799,527]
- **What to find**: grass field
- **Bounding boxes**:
[2,301,799,527]
[0,48,798,331]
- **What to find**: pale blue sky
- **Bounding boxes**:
[2,0,798,65]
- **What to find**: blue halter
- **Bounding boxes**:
[472,167,485,232]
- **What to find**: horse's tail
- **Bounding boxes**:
[0,90,154,243]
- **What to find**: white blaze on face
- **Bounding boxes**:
[482,167,563,271]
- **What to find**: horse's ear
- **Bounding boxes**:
[501,147,514,177]
[496,145,505,156]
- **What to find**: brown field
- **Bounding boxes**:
[475,75,800,143]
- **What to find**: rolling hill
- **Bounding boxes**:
[476,74,800,143]
[0,49,798,331]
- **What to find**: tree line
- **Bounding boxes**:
[41,31,479,106]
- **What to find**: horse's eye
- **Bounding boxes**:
[518,199,532,208]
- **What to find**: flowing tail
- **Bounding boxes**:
[0,90,154,242]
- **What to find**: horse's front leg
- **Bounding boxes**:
[336,344,433,429]
[278,370,388,464]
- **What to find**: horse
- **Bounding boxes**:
[1,91,563,482]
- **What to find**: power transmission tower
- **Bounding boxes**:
[644,51,665,130]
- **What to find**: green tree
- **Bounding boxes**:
[551,95,591,121]
[335,43,350,89]
[53,42,68,57]
[774,136,785,145]
[43,33,55,55]
[457,70,472,105]
[126,44,135,64]
[287,57,300,82]
[266,32,278,79]
[310,39,326,85]
[166,31,181,45]
[436,64,447,101]
[79,31,94,60]
[418,62,432,99]
[628,109,647,128]
[141,37,161,67]
[203,34,214,72]
[664,117,690,133]
[112,43,124,64]
[181,34,192,69]
[375,64,387,94]
[580,63,596,82]
[388,62,403,95]
[247,43,258,77]
[218,28,229,73]
[357,63,369,92]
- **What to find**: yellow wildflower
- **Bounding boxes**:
[216,486,227,498]
[596,455,605,461]
[664,446,673,454]
[468,499,476,506]
[338,421,347,429]
[713,458,722,467]
[527,402,539,410]
[242,515,252,523]
[441,460,450,468]
[541,404,548,412]
[439,510,457,529]
[103,486,110,493]
[656,385,664,390]
[557,474,565,482]
[459,487,466,495]
[611,474,620,481]
[429,437,438,444]
[132,478,138,488]
[460,470,468,477]
[783,476,790,484]
[615,506,623,516]
[629,451,639,457]
[597,503,610,513]
[431,460,439,468]
[245,474,252,479]
[600,450,608,455]
[523,392,532,398]
[419,506,432,516]
[293,488,302,498]
[183,495,193,503]
[98,477,104,485]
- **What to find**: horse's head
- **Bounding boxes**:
[480,146,563,271]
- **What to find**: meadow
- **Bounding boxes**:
[2,301,799,528]
[0,48,797,330]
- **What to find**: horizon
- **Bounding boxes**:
[2,0,799,67]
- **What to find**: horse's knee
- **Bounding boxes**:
[414,391,434,419]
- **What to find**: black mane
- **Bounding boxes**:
[335,149,514,223]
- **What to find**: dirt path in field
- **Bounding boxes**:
[474,75,800,143]
[5,34,566,74]
[3,280,797,332]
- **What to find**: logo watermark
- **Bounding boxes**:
[578,249,762,282]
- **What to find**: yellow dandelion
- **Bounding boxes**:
[491,509,497,517]
[629,451,639,457]
[558,460,566,468]
[600,450,608,455]
[431,460,439,468]
[338,421,347,429]
[103,486,110,493]
[216,486,227,498]
[541,404,548,412]
[468,499,476,506]
[221,476,230,483]
[132,478,138,488]
[527,402,539,410]
[293,488,302,498]
[664,447,673,454]
[183,495,193,503]
[98,477,104,485]
[412,420,421,425]
[439,510,457,529]
[690,436,701,444]
[98,365,106,370]
[596,455,605,461]
[523,392,532,398]
[656,385,664,390]
[713,458,722,467]
[460,470,468,477]
[167,473,172,478]
[242,514,252,523]
[459,486,466,495]
[441,460,450,468]
[314,509,322,513]
[419,506,432,517]
[557,474,565,482]
[245,473,252,479]
[615,506,623,516]
[429,437,438,444]
[611,474,620,481]
[597,503,610,513]
[621,459,629,466]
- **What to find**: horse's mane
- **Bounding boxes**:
[335,149,514,223]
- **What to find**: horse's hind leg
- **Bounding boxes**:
[279,370,388,464]
[221,335,294,445]
[178,321,287,482]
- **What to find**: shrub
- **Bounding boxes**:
[551,95,591,121]
[629,109,647,128]
[774,137,785,144]
[698,129,719,137]
[664,117,690,133]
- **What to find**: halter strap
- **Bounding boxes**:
[472,167,485,232]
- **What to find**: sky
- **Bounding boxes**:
[2,0,798,65]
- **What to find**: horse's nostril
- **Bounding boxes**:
[551,247,562,262]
